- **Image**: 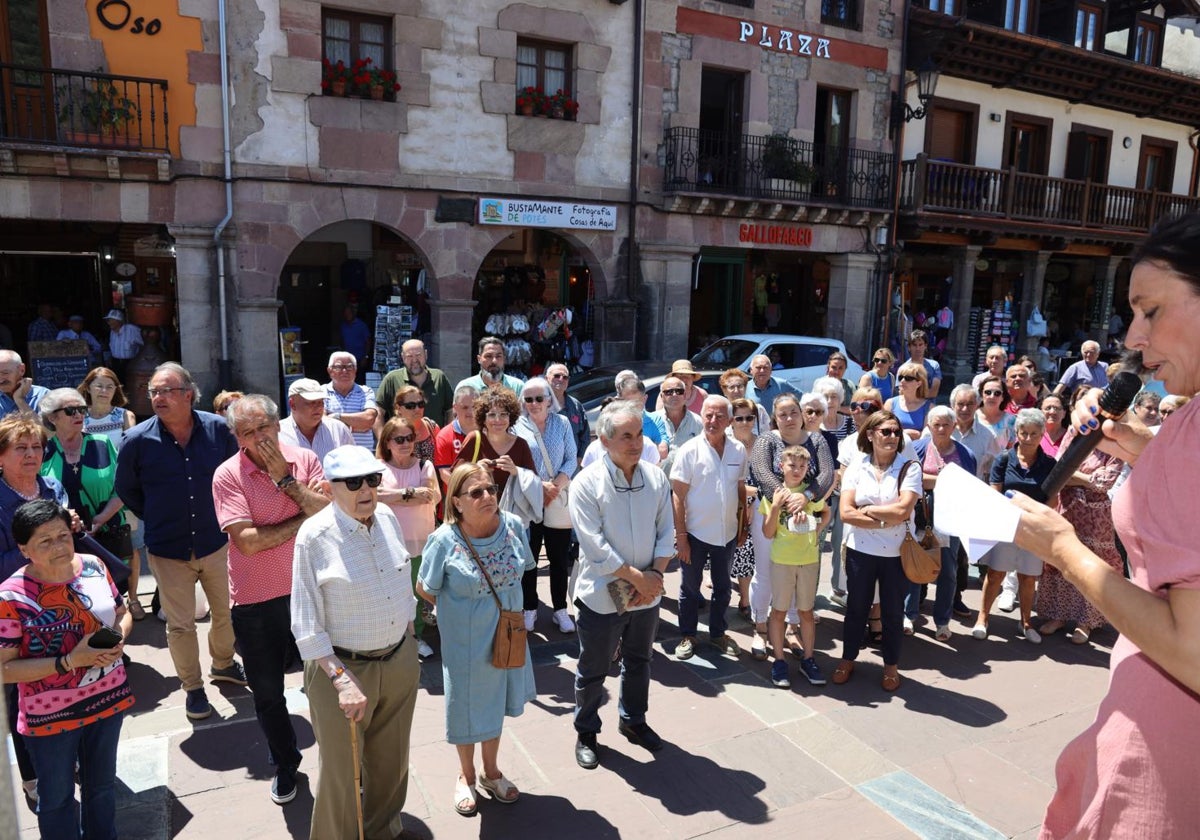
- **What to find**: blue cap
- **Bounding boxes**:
[322,445,385,481]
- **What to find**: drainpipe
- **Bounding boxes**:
[881,2,912,353]
[213,0,234,389]
[625,0,644,303]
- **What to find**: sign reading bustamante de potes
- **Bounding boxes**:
[479,198,618,231]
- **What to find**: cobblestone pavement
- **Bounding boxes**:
[12,557,1111,839]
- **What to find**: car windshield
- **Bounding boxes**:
[691,339,757,369]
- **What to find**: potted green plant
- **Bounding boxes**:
[760,134,815,194]
[56,74,137,147]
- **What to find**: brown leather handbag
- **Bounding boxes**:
[898,462,941,584]
[459,527,528,669]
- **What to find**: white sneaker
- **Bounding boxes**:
[553,609,576,633]
[997,591,1017,612]
[417,639,435,659]
[903,617,915,635]
[523,609,537,631]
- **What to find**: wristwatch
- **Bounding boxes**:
[276,474,297,490]
[402,487,414,502]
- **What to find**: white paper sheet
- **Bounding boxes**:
[932,462,1022,563]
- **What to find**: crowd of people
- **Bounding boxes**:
[1,216,1198,838]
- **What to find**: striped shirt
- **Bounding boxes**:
[108,324,143,360]
[323,382,377,449]
[291,503,415,660]
[278,416,353,463]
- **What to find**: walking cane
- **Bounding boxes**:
[349,719,365,840]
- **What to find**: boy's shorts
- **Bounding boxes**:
[769,562,818,612]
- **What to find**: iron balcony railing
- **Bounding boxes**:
[900,155,1200,232]
[0,63,169,152]
[662,126,894,210]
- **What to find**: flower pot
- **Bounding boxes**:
[519,103,535,116]
[370,85,385,101]
[550,106,565,119]
[331,80,347,97]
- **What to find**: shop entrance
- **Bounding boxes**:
[473,230,592,377]
[689,251,745,353]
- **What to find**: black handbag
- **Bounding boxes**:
[93,521,133,559]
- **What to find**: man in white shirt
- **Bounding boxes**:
[972,345,1009,390]
[322,351,379,449]
[569,401,674,769]
[670,396,747,660]
[291,445,419,840]
[104,309,143,381]
[278,379,353,462]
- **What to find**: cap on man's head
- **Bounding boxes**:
[323,445,386,480]
[68,314,84,323]
[669,359,701,380]
[288,378,326,401]
[104,309,125,323]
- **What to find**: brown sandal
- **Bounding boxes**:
[831,661,854,684]
[881,669,901,692]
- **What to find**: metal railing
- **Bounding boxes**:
[663,126,894,210]
[900,154,1200,231]
[0,63,169,152]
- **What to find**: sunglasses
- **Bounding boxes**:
[898,375,919,382]
[874,428,902,438]
[57,406,87,417]
[390,433,416,444]
[982,390,1003,397]
[460,483,500,500]
[334,473,383,491]
[661,387,686,397]
[732,415,756,423]
[523,395,547,404]
[329,364,355,371]
[872,358,889,365]
[398,401,426,410]
[1160,409,1176,417]
[849,401,877,411]
[549,373,568,380]
[802,408,822,416]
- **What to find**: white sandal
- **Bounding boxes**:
[477,770,519,803]
[453,775,477,816]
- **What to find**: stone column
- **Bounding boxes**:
[169,225,221,399]
[943,245,982,388]
[826,252,879,361]
[429,296,477,385]
[1018,251,1052,356]
[1092,257,1122,342]
[233,297,284,399]
[636,243,698,362]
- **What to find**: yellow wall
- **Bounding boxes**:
[86,0,202,156]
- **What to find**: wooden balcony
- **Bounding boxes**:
[899,155,1200,240]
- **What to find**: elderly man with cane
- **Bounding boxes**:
[292,446,420,840]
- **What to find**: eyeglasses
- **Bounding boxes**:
[90,383,115,391]
[982,390,1003,397]
[898,375,919,382]
[549,373,568,380]
[1160,408,1176,418]
[872,358,888,365]
[329,364,355,371]
[334,473,383,491]
[147,387,187,398]
[874,428,902,438]
[460,483,500,500]
[802,408,822,416]
[523,395,547,404]
[57,406,87,417]
[661,387,686,397]
[398,401,426,410]
[390,433,416,444]
[485,411,509,421]
[849,401,877,411]
[614,479,646,494]
[732,415,756,423]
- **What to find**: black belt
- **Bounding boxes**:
[333,637,405,662]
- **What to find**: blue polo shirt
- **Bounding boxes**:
[115,410,238,561]
[0,385,49,419]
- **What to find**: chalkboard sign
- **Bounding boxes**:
[29,340,91,390]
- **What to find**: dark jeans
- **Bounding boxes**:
[678,534,734,639]
[25,711,123,840]
[7,683,34,783]
[841,546,908,666]
[231,595,302,772]
[905,537,960,626]
[524,523,574,611]
[956,543,970,599]
[574,600,660,735]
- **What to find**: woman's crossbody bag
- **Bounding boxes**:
[458,527,527,669]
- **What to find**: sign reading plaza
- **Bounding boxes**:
[479,198,618,231]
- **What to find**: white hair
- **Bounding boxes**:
[798,392,828,414]
[596,400,643,439]
[701,395,732,416]
[327,351,356,368]
[812,376,843,402]
[926,405,955,425]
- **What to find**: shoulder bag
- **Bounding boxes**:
[532,424,571,529]
[458,526,527,669]
[897,461,941,584]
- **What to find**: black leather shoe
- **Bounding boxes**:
[575,733,599,769]
[618,720,664,752]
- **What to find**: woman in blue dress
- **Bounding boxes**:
[858,347,896,402]
[884,362,931,441]
[417,462,536,817]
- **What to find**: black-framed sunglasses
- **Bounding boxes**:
[1161,408,1176,417]
[661,387,686,397]
[849,401,878,411]
[802,408,823,416]
[982,389,1003,397]
[874,428,902,438]
[523,395,547,404]
[57,406,88,417]
[898,375,919,382]
[460,483,500,500]
[732,415,756,423]
[334,473,383,491]
[614,479,645,493]
[872,358,889,365]
[390,433,416,444]
[398,401,426,410]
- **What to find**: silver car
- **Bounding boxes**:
[690,333,865,393]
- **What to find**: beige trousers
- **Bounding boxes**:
[147,546,236,692]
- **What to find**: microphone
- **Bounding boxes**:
[1041,371,1143,498]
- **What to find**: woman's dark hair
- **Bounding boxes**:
[473,387,520,430]
[1038,393,1065,412]
[856,409,909,455]
[976,375,1012,411]
[12,500,71,545]
[1132,213,1200,293]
